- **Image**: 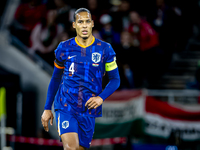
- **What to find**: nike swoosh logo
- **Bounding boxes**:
[68,55,76,59]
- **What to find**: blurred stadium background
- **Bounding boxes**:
[1,0,200,150]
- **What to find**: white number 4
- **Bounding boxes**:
[69,62,75,74]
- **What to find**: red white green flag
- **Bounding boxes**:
[94,90,145,139]
[144,96,200,141]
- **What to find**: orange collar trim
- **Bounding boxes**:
[75,36,95,48]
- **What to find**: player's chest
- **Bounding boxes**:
[63,46,105,69]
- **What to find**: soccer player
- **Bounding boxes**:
[41,8,120,150]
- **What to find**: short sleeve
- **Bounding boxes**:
[54,42,65,69]
[105,44,118,71]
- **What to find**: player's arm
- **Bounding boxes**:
[98,65,120,100]
[85,56,120,109]
[44,61,64,110]
[41,61,64,132]
[86,67,120,109]
[41,42,65,132]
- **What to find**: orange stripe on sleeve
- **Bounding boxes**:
[54,61,65,69]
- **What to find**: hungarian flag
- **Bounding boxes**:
[94,90,145,139]
[144,96,200,141]
[93,90,200,141]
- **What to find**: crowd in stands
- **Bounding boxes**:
[9,0,197,89]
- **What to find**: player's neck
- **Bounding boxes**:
[76,35,94,47]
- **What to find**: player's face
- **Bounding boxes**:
[73,12,94,40]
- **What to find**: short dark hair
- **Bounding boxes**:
[73,8,91,22]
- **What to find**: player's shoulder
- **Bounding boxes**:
[58,37,76,48]
[95,38,111,47]
[55,38,76,60]
[94,38,113,49]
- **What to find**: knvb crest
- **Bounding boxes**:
[62,121,69,129]
[92,52,101,63]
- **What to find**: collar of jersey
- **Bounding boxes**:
[75,36,95,48]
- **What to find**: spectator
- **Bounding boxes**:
[146,0,184,74]
[49,0,78,38]
[148,0,183,51]
[128,11,159,51]
[53,0,72,30]
[114,31,136,88]
[10,0,47,46]
[86,0,102,30]
[92,29,102,40]
[110,0,131,32]
[59,30,69,41]
[29,10,64,66]
[128,11,161,86]
[99,14,120,45]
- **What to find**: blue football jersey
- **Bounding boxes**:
[54,36,117,117]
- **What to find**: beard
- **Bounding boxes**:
[82,36,88,40]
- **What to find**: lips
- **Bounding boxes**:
[82,30,88,35]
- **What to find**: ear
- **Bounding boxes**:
[92,20,94,28]
[72,22,76,29]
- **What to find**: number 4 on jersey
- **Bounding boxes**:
[69,62,75,74]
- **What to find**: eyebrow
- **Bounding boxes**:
[77,18,91,21]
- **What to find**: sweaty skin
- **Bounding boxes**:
[73,12,94,46]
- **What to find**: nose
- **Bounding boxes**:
[82,22,87,28]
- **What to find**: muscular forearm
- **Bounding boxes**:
[44,66,63,110]
[98,68,120,100]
